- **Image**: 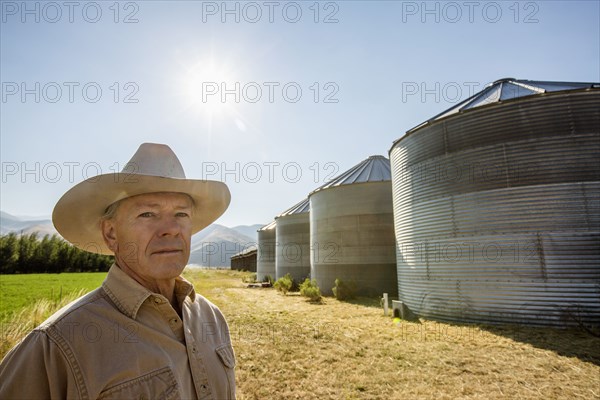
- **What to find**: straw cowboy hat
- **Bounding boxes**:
[52,143,231,255]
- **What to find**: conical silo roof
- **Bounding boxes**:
[310,155,391,195]
[406,78,599,134]
[276,197,310,218]
[258,220,276,231]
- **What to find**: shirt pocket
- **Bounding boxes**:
[215,343,236,369]
[216,343,237,398]
[98,366,180,400]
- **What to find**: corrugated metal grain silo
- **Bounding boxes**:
[309,156,397,296]
[389,78,600,326]
[256,221,276,281]
[275,198,311,283]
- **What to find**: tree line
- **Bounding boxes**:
[0,233,113,274]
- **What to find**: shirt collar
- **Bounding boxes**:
[175,275,197,304]
[102,264,196,319]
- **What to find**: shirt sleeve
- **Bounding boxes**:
[0,329,84,399]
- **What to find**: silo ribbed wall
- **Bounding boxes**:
[310,182,398,296]
[390,89,600,326]
[257,227,276,281]
[275,213,311,283]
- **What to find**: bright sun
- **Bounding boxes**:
[184,59,237,118]
[176,56,254,139]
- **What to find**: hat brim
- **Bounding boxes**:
[52,173,231,255]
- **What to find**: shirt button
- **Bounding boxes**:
[170,318,178,325]
[154,298,161,304]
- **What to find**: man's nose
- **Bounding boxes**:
[158,216,181,236]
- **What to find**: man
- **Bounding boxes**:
[0,143,236,399]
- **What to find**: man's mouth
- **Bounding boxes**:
[152,249,183,255]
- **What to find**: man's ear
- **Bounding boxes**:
[101,219,118,252]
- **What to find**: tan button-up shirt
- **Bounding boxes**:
[0,264,236,399]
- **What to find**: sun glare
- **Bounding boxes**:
[174,55,260,143]
[183,59,237,118]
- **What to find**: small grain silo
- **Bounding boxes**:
[389,78,600,326]
[230,246,257,272]
[275,198,311,283]
[256,221,276,282]
[309,156,397,297]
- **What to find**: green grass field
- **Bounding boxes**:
[0,272,106,322]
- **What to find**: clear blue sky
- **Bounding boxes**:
[1,0,598,227]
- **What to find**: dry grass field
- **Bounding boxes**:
[2,269,599,399]
[188,270,600,400]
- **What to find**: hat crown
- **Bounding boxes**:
[124,143,186,178]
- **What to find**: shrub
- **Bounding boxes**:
[242,273,257,283]
[274,273,294,295]
[332,278,357,301]
[263,275,274,285]
[300,279,322,302]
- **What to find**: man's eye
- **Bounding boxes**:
[176,212,190,218]
[139,212,154,218]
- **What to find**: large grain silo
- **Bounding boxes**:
[390,78,600,327]
[256,221,276,282]
[310,156,397,297]
[275,198,311,283]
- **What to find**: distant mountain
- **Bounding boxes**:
[189,224,256,268]
[1,210,259,268]
[0,211,58,236]
[230,224,264,241]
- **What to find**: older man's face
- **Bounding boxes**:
[103,192,193,282]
